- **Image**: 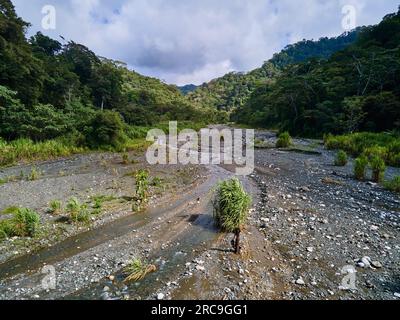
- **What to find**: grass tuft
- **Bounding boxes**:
[354,156,369,181]
[49,200,62,215]
[334,150,348,167]
[276,132,292,148]
[385,176,400,193]
[0,208,40,239]
[124,258,157,283]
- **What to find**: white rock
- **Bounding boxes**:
[196,265,205,272]
[295,278,305,286]
[157,293,165,300]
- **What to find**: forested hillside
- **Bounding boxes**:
[187,29,360,112]
[0,0,223,150]
[233,9,400,137]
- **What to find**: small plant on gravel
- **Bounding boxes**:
[370,156,386,183]
[0,220,15,240]
[214,178,251,255]
[49,200,62,215]
[385,176,400,193]
[276,132,292,148]
[0,206,19,215]
[12,208,40,237]
[28,167,40,181]
[122,153,129,164]
[335,150,348,167]
[124,258,157,283]
[66,197,90,223]
[354,156,369,181]
[135,169,150,202]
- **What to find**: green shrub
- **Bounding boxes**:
[214,178,251,233]
[12,208,40,237]
[325,132,400,167]
[0,220,15,240]
[0,138,84,167]
[66,197,90,223]
[135,169,150,202]
[28,167,40,181]
[335,150,348,166]
[370,156,386,183]
[0,206,19,215]
[354,156,369,181]
[385,176,400,193]
[122,153,129,164]
[85,110,127,150]
[276,132,292,148]
[49,200,62,215]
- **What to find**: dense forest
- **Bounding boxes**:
[0,0,223,150]
[233,9,400,137]
[188,29,361,112]
[1,0,400,151]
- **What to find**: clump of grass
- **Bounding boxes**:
[0,138,84,167]
[0,176,18,185]
[12,208,40,237]
[66,197,90,223]
[0,208,40,239]
[325,132,400,167]
[370,156,386,183]
[335,150,348,167]
[28,167,40,181]
[214,178,251,254]
[276,132,292,148]
[48,200,62,215]
[124,258,157,283]
[0,220,15,240]
[385,176,400,193]
[354,156,369,181]
[135,169,150,202]
[0,206,20,215]
[121,153,129,164]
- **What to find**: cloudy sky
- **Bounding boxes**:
[12,0,399,85]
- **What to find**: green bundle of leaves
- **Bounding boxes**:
[12,208,40,237]
[214,178,251,233]
[385,176,400,193]
[135,169,150,202]
[49,200,62,215]
[66,197,90,223]
[0,208,40,239]
[354,156,369,181]
[276,132,292,148]
[335,150,348,166]
[370,156,386,183]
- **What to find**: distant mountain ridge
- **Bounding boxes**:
[178,84,198,95]
[187,29,362,112]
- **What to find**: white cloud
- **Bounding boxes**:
[12,0,399,85]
